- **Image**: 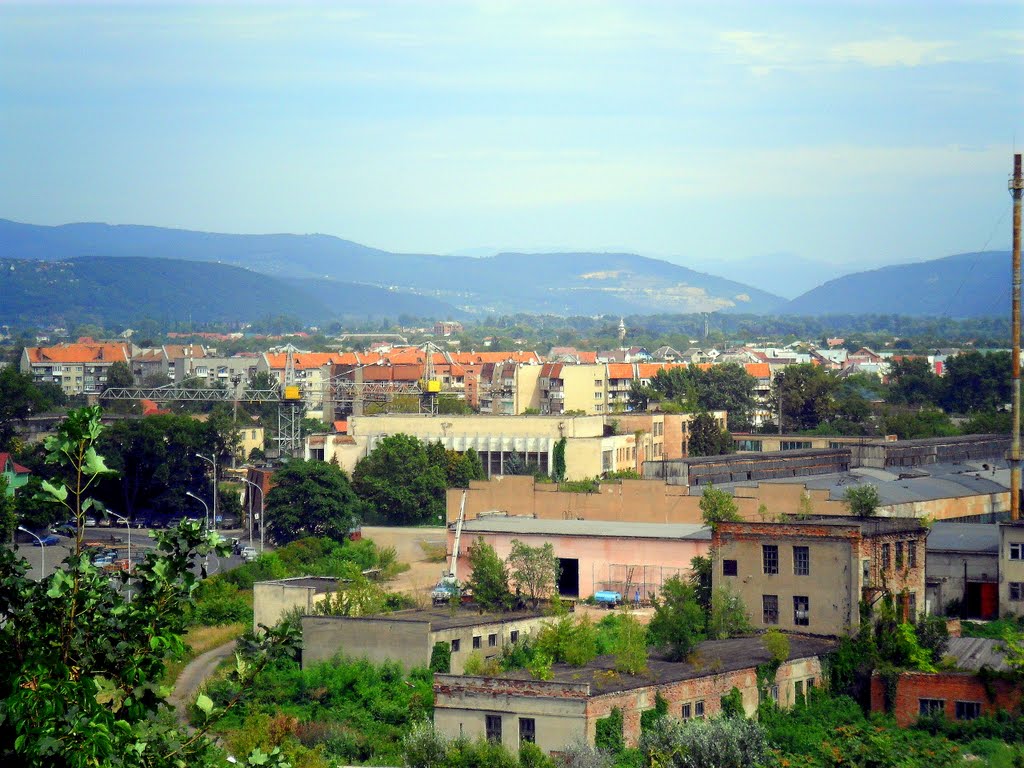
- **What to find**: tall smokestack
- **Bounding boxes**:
[1010,154,1023,521]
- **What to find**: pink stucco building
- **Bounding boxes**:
[450,516,712,601]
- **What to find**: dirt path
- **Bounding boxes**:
[169,639,237,723]
[362,525,449,602]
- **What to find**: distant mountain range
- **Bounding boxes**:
[0,219,1012,324]
[783,251,1011,318]
[0,219,785,320]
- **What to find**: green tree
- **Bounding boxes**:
[0,476,14,543]
[708,585,753,639]
[886,357,941,407]
[507,539,559,609]
[771,363,840,432]
[613,611,649,674]
[552,437,567,482]
[466,537,513,612]
[105,360,134,389]
[0,406,300,767]
[941,351,1011,413]
[881,407,958,439]
[264,460,364,544]
[647,575,705,661]
[12,476,64,531]
[843,484,881,517]
[701,363,757,431]
[352,434,447,525]
[689,412,734,456]
[0,366,49,450]
[699,484,742,527]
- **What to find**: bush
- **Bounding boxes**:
[402,721,449,768]
[430,641,451,674]
[639,715,769,768]
[556,740,614,768]
[595,707,624,754]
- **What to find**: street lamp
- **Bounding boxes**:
[107,511,132,602]
[17,526,44,581]
[237,477,264,551]
[195,452,218,533]
[185,491,211,576]
[185,491,210,529]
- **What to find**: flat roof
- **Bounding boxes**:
[459,516,712,541]
[927,523,1000,554]
[310,605,546,631]
[256,576,338,593]
[499,634,836,694]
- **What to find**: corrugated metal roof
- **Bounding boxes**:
[460,516,712,540]
[946,636,1010,672]
[927,523,1000,553]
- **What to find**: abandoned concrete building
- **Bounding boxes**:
[711,518,928,636]
[301,607,548,674]
[433,635,834,755]
[452,517,711,601]
[925,523,1001,620]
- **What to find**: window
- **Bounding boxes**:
[793,546,809,576]
[694,700,705,718]
[595,379,602,387]
[763,545,779,575]
[895,542,904,569]
[1011,583,1023,601]
[488,633,497,647]
[882,543,891,570]
[1011,542,1024,561]
[795,680,804,702]
[807,677,815,690]
[473,635,481,649]
[486,715,502,743]
[519,718,536,745]
[907,592,917,621]
[681,703,692,720]
[770,685,779,703]
[907,541,917,568]
[955,701,981,721]
[451,639,460,652]
[919,699,945,716]
[723,559,738,577]
[794,595,810,626]
[862,559,871,586]
[763,595,779,625]
[594,392,602,399]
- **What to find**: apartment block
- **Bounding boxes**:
[21,341,132,395]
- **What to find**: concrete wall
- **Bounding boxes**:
[925,551,999,616]
[870,671,1022,727]
[584,656,822,747]
[252,580,334,633]
[302,615,431,669]
[437,616,550,674]
[1000,523,1024,617]
[712,529,859,637]
[434,676,590,755]
[645,449,851,488]
[451,529,710,600]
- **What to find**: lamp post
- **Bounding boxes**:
[107,511,132,602]
[185,491,210,529]
[17,527,44,581]
[195,452,218,533]
[238,477,264,551]
[185,491,211,576]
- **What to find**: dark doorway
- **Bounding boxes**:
[557,558,579,597]
[965,582,998,620]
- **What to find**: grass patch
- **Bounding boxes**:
[419,540,448,563]
[164,622,246,687]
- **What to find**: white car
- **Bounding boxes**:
[240,547,259,562]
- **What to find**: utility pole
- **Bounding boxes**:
[1010,154,1023,521]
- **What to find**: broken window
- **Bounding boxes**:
[762,594,779,625]
[723,559,738,576]
[793,546,809,576]
[763,545,779,575]
[793,595,809,626]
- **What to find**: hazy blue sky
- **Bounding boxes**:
[2,1,1022,273]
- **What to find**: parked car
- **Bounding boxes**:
[84,517,97,527]
[240,546,259,562]
[431,579,461,605]
[32,533,61,547]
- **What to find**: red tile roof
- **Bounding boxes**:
[0,453,31,475]
[26,342,130,364]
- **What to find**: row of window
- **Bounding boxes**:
[762,595,810,626]
[880,541,918,571]
[485,715,534,745]
[919,699,982,720]
[452,630,519,653]
[757,545,810,576]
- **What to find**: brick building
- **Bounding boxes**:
[434,635,833,755]
[712,518,928,637]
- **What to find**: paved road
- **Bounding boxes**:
[169,638,238,723]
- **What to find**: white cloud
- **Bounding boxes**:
[829,36,952,67]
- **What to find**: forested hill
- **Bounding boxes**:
[0,219,786,316]
[783,251,1011,318]
[0,256,457,326]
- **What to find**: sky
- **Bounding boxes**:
[2,0,1023,285]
